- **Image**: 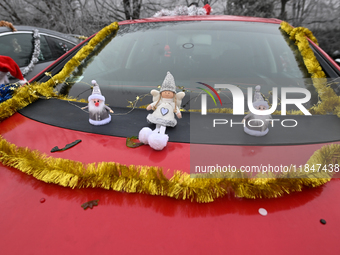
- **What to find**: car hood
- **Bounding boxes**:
[1,110,340,254]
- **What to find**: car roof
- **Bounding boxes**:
[0,25,80,44]
[119,15,283,25]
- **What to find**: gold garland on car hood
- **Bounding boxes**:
[0,135,337,202]
[0,20,339,202]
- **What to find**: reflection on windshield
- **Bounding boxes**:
[56,21,317,111]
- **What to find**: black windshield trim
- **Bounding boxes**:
[18,99,340,146]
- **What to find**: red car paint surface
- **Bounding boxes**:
[1,15,340,255]
[1,114,340,254]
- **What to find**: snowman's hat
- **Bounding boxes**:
[88,80,105,101]
[252,85,269,109]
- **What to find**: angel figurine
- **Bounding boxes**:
[139,71,185,150]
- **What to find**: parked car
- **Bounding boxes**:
[0,25,82,81]
[333,50,340,66]
[1,15,340,254]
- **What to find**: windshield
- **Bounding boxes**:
[56,21,317,110]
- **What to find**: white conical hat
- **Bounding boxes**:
[160,71,176,93]
[253,85,269,108]
[88,80,105,101]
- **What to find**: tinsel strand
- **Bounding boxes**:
[0,135,336,202]
[0,22,119,122]
[280,21,340,116]
[0,21,339,203]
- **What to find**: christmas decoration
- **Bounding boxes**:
[0,22,119,122]
[0,135,336,202]
[0,21,339,203]
[81,80,113,125]
[21,29,41,77]
[0,56,27,103]
[0,55,27,85]
[242,85,272,136]
[0,82,23,103]
[280,21,340,118]
[153,4,212,17]
[139,72,185,150]
[0,22,40,78]
[51,139,82,153]
[0,20,17,31]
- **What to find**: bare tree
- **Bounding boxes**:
[0,0,339,45]
[71,0,83,19]
[278,0,290,20]
[91,0,143,20]
[289,0,319,26]
[0,0,25,23]
[0,0,92,34]
[224,0,275,18]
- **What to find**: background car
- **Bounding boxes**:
[1,15,340,254]
[0,24,83,81]
[333,50,340,66]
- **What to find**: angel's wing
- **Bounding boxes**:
[150,89,160,103]
[176,91,185,108]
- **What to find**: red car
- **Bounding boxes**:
[1,15,340,254]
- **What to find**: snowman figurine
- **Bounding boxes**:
[82,80,113,125]
[139,72,185,150]
[242,85,272,136]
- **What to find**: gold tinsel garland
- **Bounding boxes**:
[280,21,340,117]
[0,135,337,202]
[1,21,337,120]
[0,21,339,202]
[191,22,340,116]
[0,21,119,122]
